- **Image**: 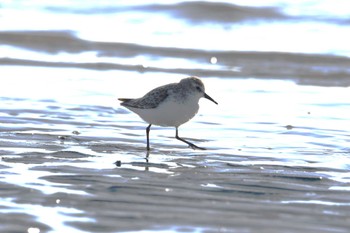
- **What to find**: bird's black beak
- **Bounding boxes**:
[204,93,218,105]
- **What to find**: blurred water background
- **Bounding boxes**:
[1,1,350,232]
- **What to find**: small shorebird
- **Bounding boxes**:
[118,76,218,150]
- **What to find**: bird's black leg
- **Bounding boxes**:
[146,124,152,151]
[175,127,206,150]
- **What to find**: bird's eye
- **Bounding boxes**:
[196,86,202,92]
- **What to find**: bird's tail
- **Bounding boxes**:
[118,98,132,102]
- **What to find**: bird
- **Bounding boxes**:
[118,76,218,150]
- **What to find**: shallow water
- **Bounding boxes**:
[1,1,350,233]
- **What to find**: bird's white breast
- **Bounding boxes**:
[128,97,200,127]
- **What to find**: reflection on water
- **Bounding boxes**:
[1,1,350,232]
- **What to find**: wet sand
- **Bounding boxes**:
[1,72,350,232]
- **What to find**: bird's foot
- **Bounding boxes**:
[188,143,206,150]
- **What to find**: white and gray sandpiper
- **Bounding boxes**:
[119,76,218,150]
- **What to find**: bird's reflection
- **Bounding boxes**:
[145,150,150,163]
[114,150,150,170]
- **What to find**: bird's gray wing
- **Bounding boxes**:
[119,83,174,109]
